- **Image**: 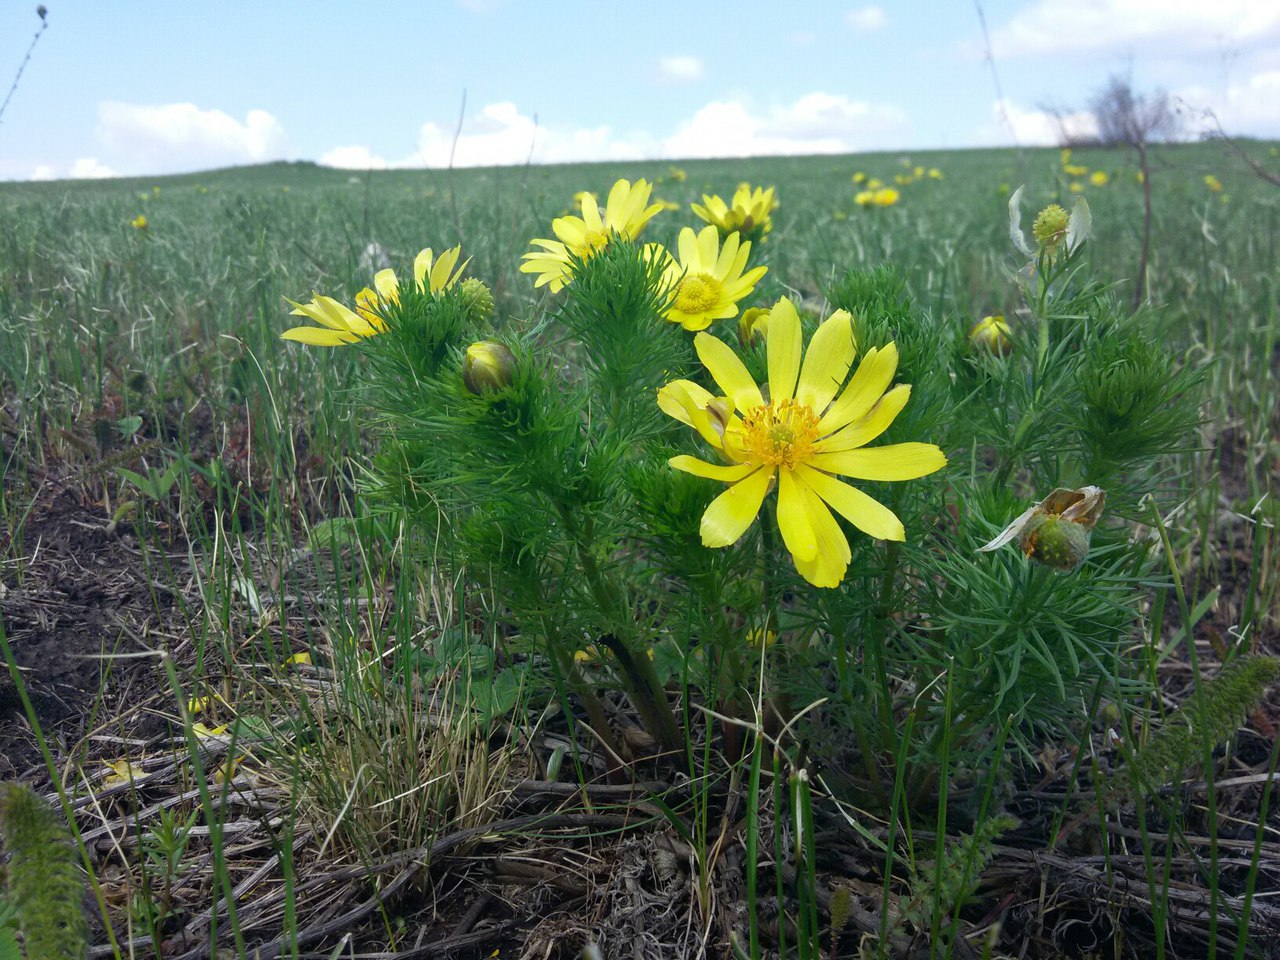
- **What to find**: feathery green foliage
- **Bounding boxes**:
[0,783,88,960]
[1117,656,1280,797]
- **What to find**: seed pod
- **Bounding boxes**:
[458,277,495,324]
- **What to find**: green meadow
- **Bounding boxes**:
[1,140,1278,958]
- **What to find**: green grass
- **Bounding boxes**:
[1,139,1278,958]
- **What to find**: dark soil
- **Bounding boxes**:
[0,470,189,778]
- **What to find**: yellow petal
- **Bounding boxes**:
[413,248,434,290]
[815,384,911,453]
[700,467,772,547]
[657,379,712,426]
[789,480,851,588]
[767,298,803,403]
[280,326,358,346]
[669,456,758,482]
[797,310,855,412]
[809,442,947,481]
[695,333,764,410]
[374,269,400,303]
[818,343,899,433]
[777,468,818,561]
[795,464,905,541]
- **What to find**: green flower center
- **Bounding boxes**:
[675,273,723,315]
[742,399,820,468]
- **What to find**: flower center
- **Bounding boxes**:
[741,399,821,468]
[675,273,723,314]
[581,228,611,256]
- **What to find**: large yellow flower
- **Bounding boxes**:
[659,225,768,332]
[691,183,778,244]
[520,179,663,293]
[281,246,466,347]
[658,298,946,587]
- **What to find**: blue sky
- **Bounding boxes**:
[2,0,1277,180]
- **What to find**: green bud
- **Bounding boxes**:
[458,277,495,324]
[463,341,515,394]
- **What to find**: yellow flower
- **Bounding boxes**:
[281,247,466,347]
[894,173,912,186]
[668,166,687,182]
[1204,174,1223,193]
[130,215,148,230]
[103,759,149,787]
[659,225,768,332]
[520,179,663,293]
[690,183,778,244]
[866,178,884,190]
[739,306,771,345]
[285,651,312,666]
[1060,148,1072,166]
[658,298,946,587]
[927,168,943,180]
[1064,164,1088,177]
[855,190,875,206]
[1089,170,1109,187]
[872,187,900,207]
[852,171,867,184]
[1068,182,1085,193]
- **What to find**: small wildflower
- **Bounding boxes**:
[1064,164,1088,177]
[746,628,776,649]
[1089,170,1109,187]
[668,166,687,182]
[1204,174,1223,193]
[657,225,768,332]
[927,167,943,180]
[872,187,900,207]
[852,171,867,184]
[463,341,516,394]
[968,315,1012,355]
[978,486,1105,572]
[1009,186,1090,259]
[867,177,884,190]
[1135,170,1145,184]
[285,651,312,666]
[102,759,149,788]
[658,297,946,587]
[1060,148,1072,166]
[691,183,778,244]
[130,215,148,230]
[1068,182,1085,193]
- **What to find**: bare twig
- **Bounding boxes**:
[0,6,48,127]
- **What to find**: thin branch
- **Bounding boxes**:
[0,7,49,127]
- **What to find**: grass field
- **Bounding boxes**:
[1,139,1278,958]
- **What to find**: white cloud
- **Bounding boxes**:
[319,145,390,170]
[1178,70,1280,138]
[991,0,1280,59]
[69,157,117,179]
[30,165,56,181]
[974,100,1099,146]
[95,101,289,175]
[658,55,705,82]
[664,93,909,158]
[846,6,887,32]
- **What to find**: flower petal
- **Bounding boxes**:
[700,466,772,548]
[815,384,911,453]
[777,467,818,561]
[767,298,803,403]
[809,442,947,481]
[657,379,712,426]
[797,309,855,412]
[790,479,851,588]
[280,326,358,346]
[818,343,899,433]
[695,333,765,410]
[374,269,400,303]
[669,456,758,482]
[795,464,905,541]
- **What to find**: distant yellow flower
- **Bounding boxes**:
[1204,174,1223,193]
[913,166,924,178]
[520,179,663,292]
[894,173,912,186]
[658,225,768,332]
[656,198,681,211]
[572,190,598,207]
[658,298,946,587]
[852,171,867,184]
[1064,164,1088,177]
[1068,182,1085,193]
[282,246,466,347]
[867,178,884,190]
[691,183,779,244]
[867,187,900,207]
[927,168,943,180]
[130,215,148,230]
[1060,148,1072,166]
[668,166,687,182]
[1089,170,1109,186]
[855,190,874,206]
[1135,170,1145,184]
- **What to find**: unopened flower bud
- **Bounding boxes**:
[968,314,1012,355]
[463,341,515,394]
[739,307,770,346]
[1032,204,1070,252]
[458,277,495,324]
